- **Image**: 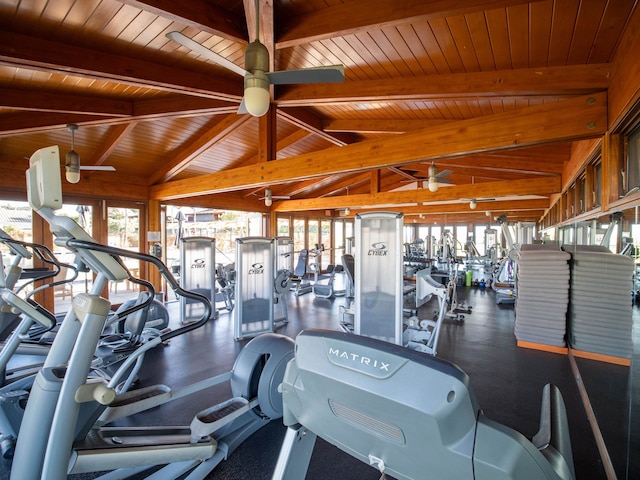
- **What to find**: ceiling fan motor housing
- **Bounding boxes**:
[245,40,269,72]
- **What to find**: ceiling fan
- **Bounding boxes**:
[259,187,290,206]
[427,162,453,192]
[64,124,115,184]
[462,197,496,209]
[166,0,345,117]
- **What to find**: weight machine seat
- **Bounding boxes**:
[293,249,309,278]
[274,329,575,480]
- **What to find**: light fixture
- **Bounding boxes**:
[264,187,273,207]
[243,73,270,117]
[470,199,477,209]
[344,186,350,215]
[428,176,438,192]
[486,210,491,217]
[65,124,81,184]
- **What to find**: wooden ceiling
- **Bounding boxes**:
[0,0,636,224]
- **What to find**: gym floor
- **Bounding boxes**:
[2,284,638,479]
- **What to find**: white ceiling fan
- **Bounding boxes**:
[259,187,290,206]
[166,0,344,117]
[462,197,496,209]
[427,162,453,192]
[64,124,115,184]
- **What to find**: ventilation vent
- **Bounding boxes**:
[329,399,405,445]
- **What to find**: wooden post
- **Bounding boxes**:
[601,133,623,211]
[147,200,162,295]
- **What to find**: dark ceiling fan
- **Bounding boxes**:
[166,0,345,117]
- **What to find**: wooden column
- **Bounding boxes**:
[370,170,381,193]
[31,212,53,311]
[147,199,162,294]
[601,133,623,211]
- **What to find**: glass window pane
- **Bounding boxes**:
[277,217,290,237]
[293,219,305,253]
[321,220,331,267]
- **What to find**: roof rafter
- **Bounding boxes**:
[150,93,606,200]
[274,177,560,212]
[276,64,610,106]
[148,114,252,185]
[91,122,139,167]
[0,28,243,102]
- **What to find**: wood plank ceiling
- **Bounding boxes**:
[0,0,635,224]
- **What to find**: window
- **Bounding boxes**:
[277,217,290,237]
[293,219,305,253]
[625,123,640,192]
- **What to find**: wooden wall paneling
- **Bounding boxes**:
[608,3,640,130]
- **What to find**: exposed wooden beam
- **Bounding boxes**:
[244,0,274,62]
[0,97,237,136]
[276,0,544,48]
[133,96,238,118]
[324,118,451,134]
[273,177,560,212]
[280,174,347,197]
[118,0,248,43]
[0,112,113,136]
[257,106,277,162]
[91,122,139,166]
[150,93,606,200]
[316,173,370,197]
[148,114,252,185]
[164,193,266,212]
[396,199,550,214]
[388,167,419,182]
[409,159,563,176]
[277,64,610,106]
[277,108,355,146]
[0,29,243,102]
[399,212,544,224]
[0,88,132,117]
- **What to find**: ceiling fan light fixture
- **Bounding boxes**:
[64,150,80,183]
[428,176,438,192]
[244,74,270,117]
[264,187,273,207]
[470,199,477,209]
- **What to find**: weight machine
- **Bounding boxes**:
[179,236,217,324]
[234,237,289,340]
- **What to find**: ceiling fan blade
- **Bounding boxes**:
[166,31,248,78]
[436,169,453,178]
[237,96,248,115]
[80,166,116,171]
[266,65,345,85]
[437,178,454,184]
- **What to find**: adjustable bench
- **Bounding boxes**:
[273,329,576,480]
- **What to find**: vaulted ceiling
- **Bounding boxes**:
[0,0,636,224]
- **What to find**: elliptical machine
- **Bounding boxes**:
[11,146,295,479]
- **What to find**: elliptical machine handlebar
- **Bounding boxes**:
[65,239,212,342]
